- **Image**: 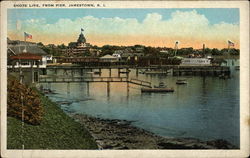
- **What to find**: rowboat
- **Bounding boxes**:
[154,82,167,88]
[141,88,174,93]
[176,79,187,85]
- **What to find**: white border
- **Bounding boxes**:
[1,1,249,158]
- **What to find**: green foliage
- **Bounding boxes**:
[68,42,77,48]
[7,76,44,125]
[7,86,98,149]
[204,48,211,54]
[211,48,222,55]
[57,43,66,49]
[229,48,240,55]
[37,42,44,47]
[144,46,159,55]
[176,47,194,55]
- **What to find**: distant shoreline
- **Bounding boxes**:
[71,113,237,149]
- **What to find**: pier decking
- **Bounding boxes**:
[172,66,230,76]
[44,65,230,76]
[39,75,152,88]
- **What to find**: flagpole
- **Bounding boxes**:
[24,32,26,42]
[24,32,27,53]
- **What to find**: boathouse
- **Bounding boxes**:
[7,38,51,68]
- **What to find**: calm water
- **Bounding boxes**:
[42,59,239,147]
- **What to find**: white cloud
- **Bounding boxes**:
[10,10,239,45]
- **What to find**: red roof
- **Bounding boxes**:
[10,53,42,60]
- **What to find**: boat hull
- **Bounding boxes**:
[141,88,174,93]
[176,82,187,85]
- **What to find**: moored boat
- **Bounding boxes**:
[176,79,187,85]
[154,82,167,88]
[93,71,102,74]
[141,88,174,93]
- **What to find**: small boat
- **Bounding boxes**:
[42,88,57,94]
[87,72,94,74]
[141,88,174,93]
[176,79,187,85]
[154,82,167,88]
[93,71,102,74]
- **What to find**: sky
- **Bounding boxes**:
[7,8,239,49]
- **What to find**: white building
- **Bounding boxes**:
[181,58,211,66]
[7,39,51,68]
[100,54,119,62]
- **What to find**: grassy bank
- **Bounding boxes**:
[7,90,98,149]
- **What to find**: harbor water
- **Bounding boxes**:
[42,59,239,147]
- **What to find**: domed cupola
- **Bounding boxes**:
[77,32,86,44]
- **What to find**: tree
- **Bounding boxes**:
[37,42,44,47]
[68,42,77,48]
[211,48,221,55]
[229,48,240,55]
[58,43,66,49]
[204,48,212,55]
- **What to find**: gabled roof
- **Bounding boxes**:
[100,54,117,59]
[8,45,47,55]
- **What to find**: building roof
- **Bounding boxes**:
[100,54,118,59]
[121,52,144,58]
[10,53,42,60]
[77,33,86,43]
[8,45,47,55]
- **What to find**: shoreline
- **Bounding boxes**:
[71,113,236,149]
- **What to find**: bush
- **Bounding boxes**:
[7,76,44,125]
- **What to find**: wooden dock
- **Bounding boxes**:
[44,65,230,77]
[39,75,152,88]
[172,66,230,76]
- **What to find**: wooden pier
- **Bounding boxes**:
[39,75,152,88]
[172,66,230,76]
[44,65,230,77]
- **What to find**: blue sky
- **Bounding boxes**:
[8,8,239,25]
[7,8,240,48]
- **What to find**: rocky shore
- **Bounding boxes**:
[72,114,236,149]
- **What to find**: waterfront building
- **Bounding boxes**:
[64,30,92,57]
[160,50,169,54]
[7,38,51,68]
[134,45,145,52]
[181,58,211,65]
[121,52,144,62]
[100,54,119,62]
[112,50,123,59]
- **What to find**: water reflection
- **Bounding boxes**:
[43,59,239,147]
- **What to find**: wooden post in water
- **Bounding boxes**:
[86,82,90,96]
[127,82,129,98]
[136,68,138,76]
[126,68,129,78]
[107,82,110,97]
[99,68,102,76]
[109,68,112,77]
[118,68,120,77]
[67,82,70,94]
